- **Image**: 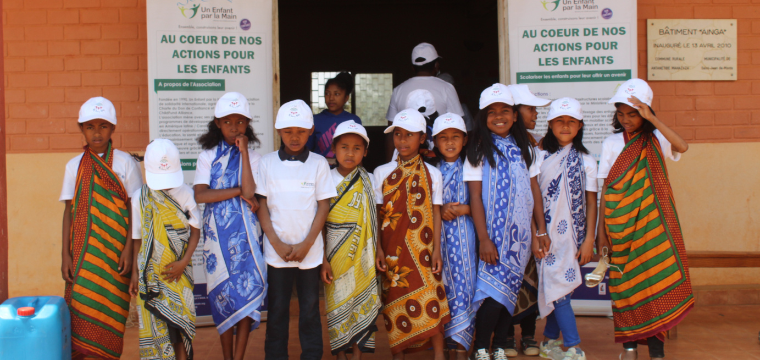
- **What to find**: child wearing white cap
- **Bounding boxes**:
[509,84,551,147]
[373,109,449,359]
[597,79,691,360]
[531,98,598,360]
[463,83,549,360]
[58,96,143,359]
[307,72,363,163]
[431,113,478,360]
[319,121,381,358]
[255,99,337,359]
[193,91,266,359]
[129,139,201,360]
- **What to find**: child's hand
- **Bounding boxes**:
[628,96,655,122]
[286,241,310,262]
[431,249,443,274]
[118,247,132,276]
[479,238,499,265]
[161,260,187,283]
[235,134,249,152]
[538,234,552,255]
[271,240,293,261]
[129,271,139,297]
[578,238,595,266]
[597,232,611,257]
[61,253,74,283]
[242,196,259,213]
[375,248,388,272]
[320,260,334,284]
[531,236,545,259]
[441,202,459,222]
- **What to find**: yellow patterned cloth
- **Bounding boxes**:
[136,185,196,359]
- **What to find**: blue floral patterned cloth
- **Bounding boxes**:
[439,159,478,350]
[202,141,267,334]
[473,134,534,315]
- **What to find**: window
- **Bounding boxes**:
[310,72,392,126]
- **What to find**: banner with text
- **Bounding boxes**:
[508,0,637,160]
[147,0,273,324]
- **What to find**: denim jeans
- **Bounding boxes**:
[542,294,581,347]
[474,297,514,350]
[624,337,665,358]
[264,266,323,360]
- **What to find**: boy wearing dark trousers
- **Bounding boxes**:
[256,99,338,360]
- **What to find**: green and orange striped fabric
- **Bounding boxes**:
[65,142,131,360]
[603,132,693,344]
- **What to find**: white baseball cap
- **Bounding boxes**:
[333,120,370,145]
[479,83,515,109]
[144,139,184,190]
[215,92,251,119]
[385,109,426,134]
[406,89,436,117]
[411,42,440,66]
[275,100,314,130]
[547,97,584,121]
[432,113,467,136]
[509,84,550,107]
[79,97,117,125]
[608,78,653,108]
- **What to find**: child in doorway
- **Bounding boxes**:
[432,113,477,360]
[257,99,337,360]
[308,72,363,164]
[374,108,450,360]
[320,120,381,359]
[194,92,267,360]
[464,84,549,360]
[129,139,201,360]
[533,98,598,360]
[597,79,692,360]
[59,97,143,360]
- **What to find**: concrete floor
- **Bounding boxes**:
[121,305,760,359]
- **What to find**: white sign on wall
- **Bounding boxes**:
[508,0,637,160]
[147,0,273,323]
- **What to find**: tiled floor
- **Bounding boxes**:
[121,305,760,359]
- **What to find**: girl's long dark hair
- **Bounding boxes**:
[611,103,657,134]
[197,117,260,150]
[542,119,589,154]
[466,104,535,168]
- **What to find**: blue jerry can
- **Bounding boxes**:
[0,296,72,360]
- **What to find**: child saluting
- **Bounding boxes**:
[59,97,143,359]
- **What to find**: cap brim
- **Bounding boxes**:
[412,56,441,66]
[480,98,514,109]
[215,109,252,119]
[432,125,467,137]
[335,131,370,145]
[384,124,425,134]
[519,98,551,107]
[78,115,116,125]
[608,96,636,108]
[146,170,184,190]
[548,111,584,121]
[275,119,313,130]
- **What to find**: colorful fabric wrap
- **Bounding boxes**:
[137,185,196,359]
[202,141,267,334]
[603,132,693,343]
[379,155,450,354]
[65,142,130,360]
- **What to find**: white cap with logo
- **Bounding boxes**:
[411,42,440,66]
[405,89,436,117]
[79,97,117,125]
[385,109,427,134]
[608,78,653,108]
[333,120,370,145]
[547,97,584,121]
[508,84,551,107]
[144,139,184,190]
[432,113,467,136]
[215,92,251,119]
[275,100,314,130]
[479,83,515,109]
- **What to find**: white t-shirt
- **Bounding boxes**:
[130,184,202,239]
[386,76,464,121]
[330,168,375,189]
[193,146,262,186]
[373,161,443,206]
[462,153,540,182]
[597,130,681,179]
[534,147,598,192]
[255,151,337,269]
[59,149,143,202]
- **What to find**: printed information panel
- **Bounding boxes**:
[648,19,737,81]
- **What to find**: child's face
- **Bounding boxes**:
[393,127,425,161]
[615,103,645,134]
[278,126,313,155]
[325,84,349,115]
[215,114,250,145]
[518,105,538,130]
[486,102,515,138]
[548,115,582,147]
[79,119,115,153]
[332,134,367,172]
[434,128,467,163]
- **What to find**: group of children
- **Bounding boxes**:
[60,76,692,360]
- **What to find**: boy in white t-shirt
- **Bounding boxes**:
[256,100,337,360]
[59,97,143,359]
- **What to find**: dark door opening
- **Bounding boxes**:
[279,0,499,172]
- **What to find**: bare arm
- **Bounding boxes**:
[61,201,74,283]
[578,191,598,265]
[287,198,331,262]
[630,96,688,153]
[193,184,242,204]
[375,204,387,271]
[596,184,610,254]
[432,204,443,274]
[237,136,256,200]
[257,197,292,261]
[469,181,498,265]
[531,177,550,254]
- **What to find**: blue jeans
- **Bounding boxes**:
[542,294,580,347]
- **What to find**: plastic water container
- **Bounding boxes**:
[0,296,71,360]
